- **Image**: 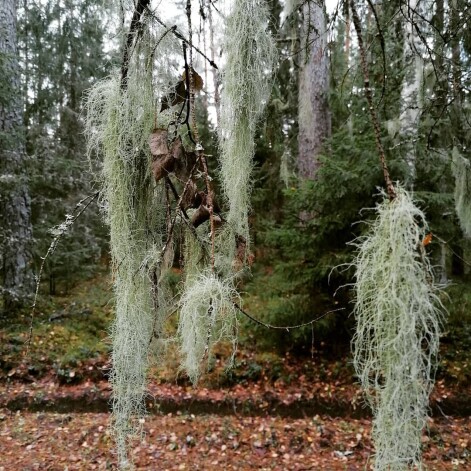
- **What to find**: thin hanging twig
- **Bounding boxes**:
[350,0,396,200]
[186,0,216,271]
[234,302,345,331]
[27,191,100,351]
[163,300,344,331]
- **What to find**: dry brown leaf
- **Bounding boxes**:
[191,204,210,228]
[149,128,169,157]
[182,68,204,91]
[149,129,174,182]
[181,180,203,210]
[160,80,187,111]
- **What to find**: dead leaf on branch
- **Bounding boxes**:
[182,67,204,91]
[191,203,211,228]
[160,80,187,112]
[149,130,223,229]
[149,129,175,182]
[149,128,169,157]
[181,180,203,210]
[190,190,222,228]
[150,130,200,184]
[159,68,203,112]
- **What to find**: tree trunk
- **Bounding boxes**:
[0,0,34,311]
[398,0,425,186]
[297,0,330,180]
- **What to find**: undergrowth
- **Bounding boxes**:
[0,269,112,381]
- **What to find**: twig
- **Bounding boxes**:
[155,160,203,272]
[26,192,100,351]
[186,0,216,271]
[146,7,218,70]
[121,0,150,90]
[164,172,209,253]
[234,302,345,331]
[350,0,396,200]
[182,43,196,145]
[365,0,386,104]
[207,0,221,123]
[433,233,471,270]
[163,301,344,332]
[149,24,177,66]
[200,152,216,270]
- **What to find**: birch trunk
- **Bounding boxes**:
[399,0,426,186]
[297,0,330,180]
[0,0,34,311]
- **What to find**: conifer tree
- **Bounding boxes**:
[297,0,330,180]
[0,0,34,311]
[18,0,109,292]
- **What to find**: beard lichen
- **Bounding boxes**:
[352,186,444,470]
[218,0,277,266]
[174,0,276,384]
[178,265,238,384]
[84,24,175,468]
[452,147,471,238]
[83,0,276,465]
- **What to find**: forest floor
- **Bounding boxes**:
[1,273,471,470]
[1,352,470,470]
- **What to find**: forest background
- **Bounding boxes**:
[1,0,471,469]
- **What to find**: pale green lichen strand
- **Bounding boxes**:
[84,28,171,468]
[178,270,238,384]
[452,147,471,238]
[352,186,443,470]
[218,0,276,261]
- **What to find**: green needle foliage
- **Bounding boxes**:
[352,186,444,470]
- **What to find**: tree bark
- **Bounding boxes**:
[0,0,34,311]
[297,0,330,180]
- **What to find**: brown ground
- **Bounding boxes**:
[1,366,470,471]
[1,409,470,470]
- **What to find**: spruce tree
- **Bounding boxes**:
[0,0,34,312]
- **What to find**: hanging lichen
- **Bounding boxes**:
[279,145,293,188]
[352,186,443,470]
[452,147,471,238]
[172,0,276,385]
[83,19,177,468]
[178,263,238,384]
[218,0,276,266]
[83,0,277,464]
